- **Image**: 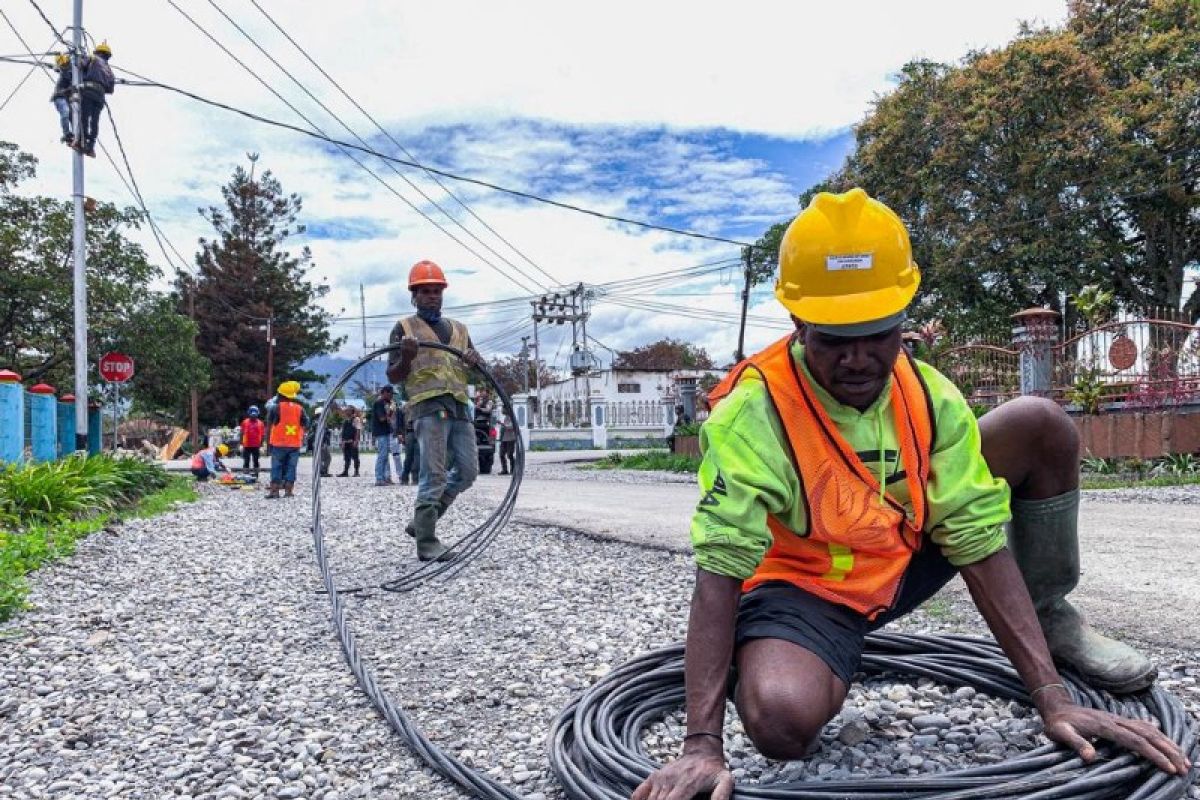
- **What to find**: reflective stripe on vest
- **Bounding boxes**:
[399,316,471,406]
[269,401,305,448]
[708,334,935,620]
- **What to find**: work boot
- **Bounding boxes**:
[284,482,295,498]
[1009,490,1155,693]
[410,503,455,562]
[266,482,280,499]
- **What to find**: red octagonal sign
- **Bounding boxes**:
[99,352,135,383]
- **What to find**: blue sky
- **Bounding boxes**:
[0,0,1067,367]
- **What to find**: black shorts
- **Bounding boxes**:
[734,542,958,686]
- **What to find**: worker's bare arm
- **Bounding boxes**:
[961,549,1189,775]
[630,568,739,800]
[386,336,420,384]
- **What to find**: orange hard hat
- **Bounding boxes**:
[408,260,448,290]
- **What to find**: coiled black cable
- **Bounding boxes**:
[549,633,1199,800]
[312,343,1197,799]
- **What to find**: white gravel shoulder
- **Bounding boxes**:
[1,470,1196,799]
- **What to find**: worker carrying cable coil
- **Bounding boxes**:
[633,188,1191,800]
[386,260,486,563]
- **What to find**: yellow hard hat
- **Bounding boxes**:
[277,380,301,399]
[216,443,230,456]
[94,41,112,57]
[54,53,70,68]
[776,188,920,334]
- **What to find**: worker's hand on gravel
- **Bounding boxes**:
[630,748,733,800]
[1042,705,1191,776]
[399,336,419,361]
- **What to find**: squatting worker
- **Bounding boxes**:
[386,260,484,562]
[632,189,1189,800]
[265,380,308,499]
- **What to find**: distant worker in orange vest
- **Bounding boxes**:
[633,189,1186,800]
[239,405,266,475]
[265,380,308,499]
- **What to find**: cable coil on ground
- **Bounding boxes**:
[312,344,1197,800]
[549,633,1199,800]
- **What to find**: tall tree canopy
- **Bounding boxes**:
[0,141,207,416]
[184,156,341,425]
[614,338,715,370]
[754,0,1198,338]
[486,354,557,398]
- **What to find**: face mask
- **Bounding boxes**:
[417,308,442,325]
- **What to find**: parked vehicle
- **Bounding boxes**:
[474,405,496,474]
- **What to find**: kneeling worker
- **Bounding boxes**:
[191,443,229,482]
[386,260,484,561]
[634,189,1187,800]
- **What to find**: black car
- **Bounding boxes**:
[474,405,496,474]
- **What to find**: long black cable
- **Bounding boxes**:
[311,340,526,797]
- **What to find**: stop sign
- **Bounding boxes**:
[99,352,135,383]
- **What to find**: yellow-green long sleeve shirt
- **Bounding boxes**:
[690,342,1011,581]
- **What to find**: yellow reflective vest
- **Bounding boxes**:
[398,315,471,406]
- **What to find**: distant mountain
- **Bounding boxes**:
[301,354,391,401]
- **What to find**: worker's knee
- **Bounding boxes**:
[737,682,829,760]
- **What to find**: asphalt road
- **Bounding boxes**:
[474,470,1200,649]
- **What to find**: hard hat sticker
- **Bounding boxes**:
[826,253,874,272]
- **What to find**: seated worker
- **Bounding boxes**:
[633,189,1188,800]
[191,443,229,482]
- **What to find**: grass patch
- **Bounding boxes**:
[0,457,192,623]
[1080,474,1200,491]
[590,450,702,474]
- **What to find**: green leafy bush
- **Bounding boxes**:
[591,450,701,473]
[0,456,188,621]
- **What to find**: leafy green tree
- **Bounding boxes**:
[184,156,342,425]
[485,354,556,398]
[615,338,715,370]
[0,141,206,416]
[755,0,1198,339]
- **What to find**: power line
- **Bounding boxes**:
[0,30,55,115]
[244,0,561,290]
[162,0,544,297]
[86,64,756,248]
[23,0,71,50]
[200,0,555,295]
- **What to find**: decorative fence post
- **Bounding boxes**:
[678,377,697,422]
[1011,308,1061,398]
[87,401,102,455]
[28,383,58,463]
[0,370,23,465]
[57,394,76,458]
[590,395,607,450]
[512,392,532,453]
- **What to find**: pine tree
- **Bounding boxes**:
[183,155,341,426]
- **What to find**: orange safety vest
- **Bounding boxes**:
[708,334,935,619]
[269,400,305,448]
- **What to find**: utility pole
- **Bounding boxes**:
[735,246,752,363]
[189,286,199,448]
[265,311,275,399]
[532,286,592,427]
[359,284,367,350]
[70,0,88,451]
[519,336,530,395]
[532,319,540,427]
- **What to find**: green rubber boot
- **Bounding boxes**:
[411,503,454,562]
[1008,490,1155,693]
